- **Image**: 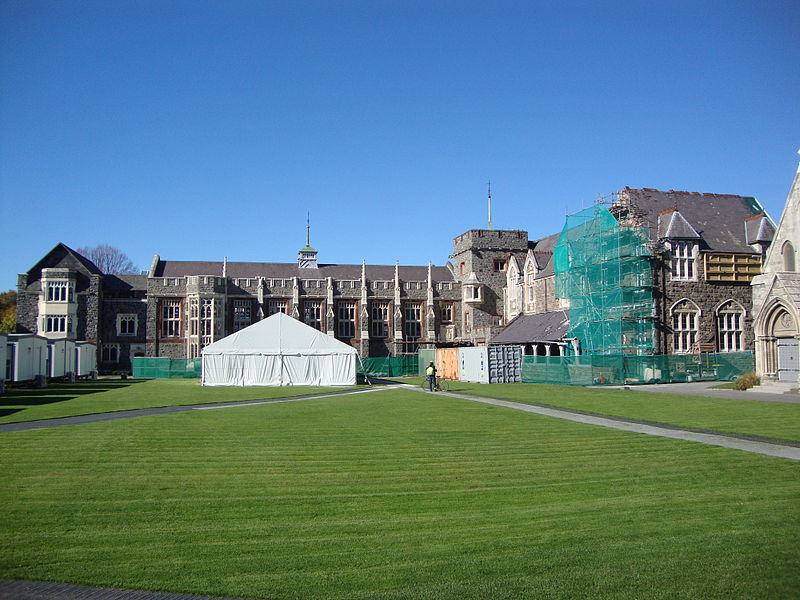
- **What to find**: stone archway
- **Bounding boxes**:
[758,304,799,381]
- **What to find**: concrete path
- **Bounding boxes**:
[0,386,404,433]
[414,387,800,460]
[603,380,800,403]
[0,579,252,600]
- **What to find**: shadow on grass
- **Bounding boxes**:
[0,380,147,409]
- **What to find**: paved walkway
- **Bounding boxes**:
[3,382,798,460]
[415,387,800,460]
[0,579,252,600]
[0,386,402,434]
[602,380,800,403]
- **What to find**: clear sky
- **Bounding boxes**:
[1,0,798,290]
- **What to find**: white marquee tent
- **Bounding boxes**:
[201,312,358,386]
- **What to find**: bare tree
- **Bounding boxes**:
[77,245,139,275]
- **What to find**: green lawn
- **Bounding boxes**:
[1,389,798,599]
[0,378,358,425]
[400,378,800,442]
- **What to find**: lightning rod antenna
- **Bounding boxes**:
[487,181,493,230]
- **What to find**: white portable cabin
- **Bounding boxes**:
[74,341,97,377]
[459,346,490,383]
[0,333,7,381]
[7,334,48,382]
[202,312,358,387]
[48,338,76,378]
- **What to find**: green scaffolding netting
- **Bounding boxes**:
[554,204,655,355]
[359,355,418,377]
[132,357,202,379]
[521,352,754,386]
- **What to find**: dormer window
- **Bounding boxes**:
[669,240,697,281]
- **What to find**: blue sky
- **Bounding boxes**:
[1,0,798,290]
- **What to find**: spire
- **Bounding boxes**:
[298,214,318,268]
[487,180,493,230]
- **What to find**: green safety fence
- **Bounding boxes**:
[521,352,754,386]
[359,355,418,377]
[418,349,436,376]
[132,357,202,379]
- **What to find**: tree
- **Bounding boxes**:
[76,245,139,275]
[0,290,16,333]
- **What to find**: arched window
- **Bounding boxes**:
[525,260,536,311]
[717,300,744,352]
[671,299,699,354]
[782,241,795,272]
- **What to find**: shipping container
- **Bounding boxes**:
[436,347,460,380]
[488,345,523,383]
[459,346,489,383]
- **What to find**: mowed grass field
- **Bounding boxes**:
[0,379,357,425]
[1,387,799,599]
[402,378,800,442]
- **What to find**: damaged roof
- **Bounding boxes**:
[616,188,775,253]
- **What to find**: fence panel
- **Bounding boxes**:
[522,353,753,385]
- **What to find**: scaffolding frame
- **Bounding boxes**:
[554,203,655,355]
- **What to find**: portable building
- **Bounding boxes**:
[0,333,6,381]
[201,312,358,386]
[459,346,489,383]
[7,334,48,382]
[48,339,76,378]
[74,342,97,377]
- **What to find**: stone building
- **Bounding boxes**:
[16,187,776,373]
[617,188,774,355]
[498,188,775,357]
[752,163,800,383]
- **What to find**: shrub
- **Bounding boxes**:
[734,371,760,391]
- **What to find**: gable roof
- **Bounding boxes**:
[490,310,569,344]
[527,232,560,277]
[616,188,774,253]
[201,312,357,356]
[24,243,103,281]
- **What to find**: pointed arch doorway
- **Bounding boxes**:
[760,305,799,382]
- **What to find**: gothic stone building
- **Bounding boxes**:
[500,188,775,356]
[17,232,528,371]
[16,189,776,372]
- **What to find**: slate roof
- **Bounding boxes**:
[616,188,775,253]
[658,209,701,239]
[25,243,104,280]
[745,214,776,245]
[490,310,569,344]
[528,232,560,277]
[153,260,456,282]
[103,274,148,291]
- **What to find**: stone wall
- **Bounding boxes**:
[654,255,756,353]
